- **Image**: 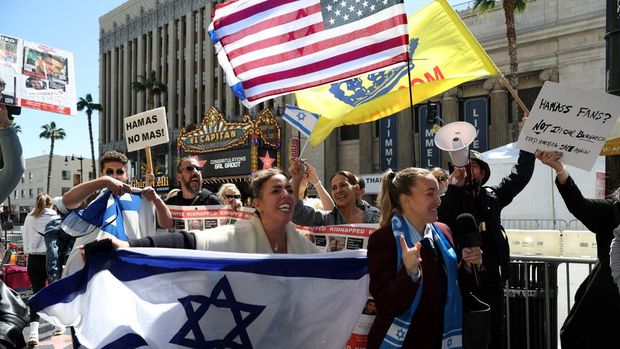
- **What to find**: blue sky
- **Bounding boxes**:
[2,0,461,159]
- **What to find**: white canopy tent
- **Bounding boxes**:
[482,143,605,226]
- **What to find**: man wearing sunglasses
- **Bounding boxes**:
[60,151,172,229]
[164,156,223,206]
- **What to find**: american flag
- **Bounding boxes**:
[209,0,409,108]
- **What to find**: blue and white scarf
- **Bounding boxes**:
[381,213,463,349]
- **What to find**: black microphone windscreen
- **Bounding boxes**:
[455,213,478,237]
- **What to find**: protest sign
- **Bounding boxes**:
[167,205,256,231]
[517,81,620,171]
[0,33,77,115]
[124,107,169,152]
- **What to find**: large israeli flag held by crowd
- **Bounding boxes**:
[30,248,369,348]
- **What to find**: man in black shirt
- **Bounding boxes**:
[164,156,222,206]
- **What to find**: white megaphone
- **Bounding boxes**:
[434,121,477,167]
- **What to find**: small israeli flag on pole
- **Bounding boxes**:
[283,105,320,157]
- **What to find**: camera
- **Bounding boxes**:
[0,96,20,120]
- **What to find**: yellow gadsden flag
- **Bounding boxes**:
[297,0,500,146]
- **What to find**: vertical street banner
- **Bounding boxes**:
[380,115,398,171]
[0,33,77,115]
[463,97,488,152]
[418,104,441,167]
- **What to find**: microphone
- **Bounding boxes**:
[455,213,482,287]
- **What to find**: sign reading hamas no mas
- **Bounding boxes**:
[177,106,281,160]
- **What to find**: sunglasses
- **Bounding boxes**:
[105,168,125,176]
[184,165,203,172]
[434,176,447,182]
[225,194,242,200]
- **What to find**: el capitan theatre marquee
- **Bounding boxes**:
[177,106,281,185]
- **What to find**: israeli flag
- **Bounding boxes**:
[61,190,155,241]
[31,249,369,349]
[60,190,157,277]
[283,105,320,137]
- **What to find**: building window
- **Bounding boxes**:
[29,172,33,182]
[340,125,359,141]
[14,190,17,199]
[61,187,70,195]
[29,189,33,198]
[21,189,24,198]
[21,175,24,183]
[62,170,71,180]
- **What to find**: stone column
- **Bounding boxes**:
[440,88,460,169]
[177,19,185,128]
[205,2,215,110]
[105,52,111,144]
[152,28,161,107]
[131,38,137,116]
[137,34,146,112]
[398,109,413,168]
[123,43,131,119]
[196,9,203,119]
[99,51,106,145]
[185,11,195,126]
[358,122,373,174]
[167,20,177,129]
[110,48,118,142]
[484,77,509,148]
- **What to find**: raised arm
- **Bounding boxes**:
[0,103,24,203]
[306,162,335,211]
[141,186,173,229]
[62,176,131,210]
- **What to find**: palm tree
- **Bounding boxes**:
[473,0,529,140]
[77,93,103,178]
[131,70,167,110]
[39,121,67,193]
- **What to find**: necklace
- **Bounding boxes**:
[270,237,286,253]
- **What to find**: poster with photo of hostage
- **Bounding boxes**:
[0,33,76,115]
[294,223,379,349]
[167,205,255,232]
[293,224,378,252]
[0,35,21,107]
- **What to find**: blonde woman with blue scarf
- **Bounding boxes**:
[367,168,482,349]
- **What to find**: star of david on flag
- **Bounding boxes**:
[283,104,321,137]
[61,190,152,241]
[30,249,370,349]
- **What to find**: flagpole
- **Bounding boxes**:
[299,138,310,159]
[498,74,530,116]
[297,130,301,159]
[406,61,417,167]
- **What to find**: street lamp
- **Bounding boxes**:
[65,154,84,184]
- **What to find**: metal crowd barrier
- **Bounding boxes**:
[505,255,596,349]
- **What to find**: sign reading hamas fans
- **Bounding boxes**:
[124,107,169,152]
[30,249,369,348]
[517,81,620,171]
[0,33,77,115]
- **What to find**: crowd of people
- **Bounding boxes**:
[2,97,620,349]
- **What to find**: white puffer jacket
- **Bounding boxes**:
[22,207,57,255]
